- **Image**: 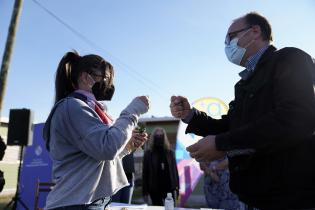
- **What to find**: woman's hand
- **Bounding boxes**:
[137,96,150,108]
[131,129,148,149]
[200,162,220,182]
[215,158,228,170]
[207,165,220,183]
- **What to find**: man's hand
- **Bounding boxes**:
[207,165,220,183]
[170,96,192,119]
[186,135,225,162]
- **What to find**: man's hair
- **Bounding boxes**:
[244,12,273,42]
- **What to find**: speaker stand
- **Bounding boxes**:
[5,145,29,210]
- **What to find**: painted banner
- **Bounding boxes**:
[175,97,228,207]
[16,123,52,210]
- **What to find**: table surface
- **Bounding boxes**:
[109,203,221,210]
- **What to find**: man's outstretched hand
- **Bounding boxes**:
[186,135,225,162]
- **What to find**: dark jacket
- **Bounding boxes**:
[186,46,315,209]
[142,149,179,196]
[122,153,135,180]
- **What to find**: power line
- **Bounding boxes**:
[31,0,172,100]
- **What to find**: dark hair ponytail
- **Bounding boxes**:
[54,50,114,103]
[54,51,81,103]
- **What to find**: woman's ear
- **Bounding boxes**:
[77,72,93,89]
[77,72,86,84]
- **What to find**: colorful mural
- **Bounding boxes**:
[175,97,228,206]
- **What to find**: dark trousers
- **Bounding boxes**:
[112,177,134,204]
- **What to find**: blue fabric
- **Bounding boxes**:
[203,161,243,210]
[245,45,269,71]
[239,45,269,80]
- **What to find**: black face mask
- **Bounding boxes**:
[153,135,164,148]
[92,81,115,101]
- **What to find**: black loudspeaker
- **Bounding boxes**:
[7,109,34,146]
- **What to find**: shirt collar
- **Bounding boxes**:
[75,89,96,102]
[74,89,97,107]
[74,89,109,112]
[239,45,270,80]
[245,45,270,71]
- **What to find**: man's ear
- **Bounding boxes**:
[252,25,262,40]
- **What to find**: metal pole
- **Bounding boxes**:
[0,0,24,117]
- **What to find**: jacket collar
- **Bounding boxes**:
[255,45,277,70]
[238,45,277,83]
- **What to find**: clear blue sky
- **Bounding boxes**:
[1,0,315,123]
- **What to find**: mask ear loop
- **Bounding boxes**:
[87,73,96,89]
[244,39,255,49]
[238,28,254,49]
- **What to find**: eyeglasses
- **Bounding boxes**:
[90,71,111,83]
[90,72,106,82]
[225,26,252,44]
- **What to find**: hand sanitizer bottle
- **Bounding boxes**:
[164,192,174,210]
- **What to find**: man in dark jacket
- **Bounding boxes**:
[170,12,315,210]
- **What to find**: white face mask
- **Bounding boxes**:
[224,28,253,66]
[224,37,246,65]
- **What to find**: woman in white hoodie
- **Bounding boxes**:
[43,51,150,210]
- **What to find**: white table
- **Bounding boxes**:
[109,203,220,210]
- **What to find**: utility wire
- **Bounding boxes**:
[31,0,172,100]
